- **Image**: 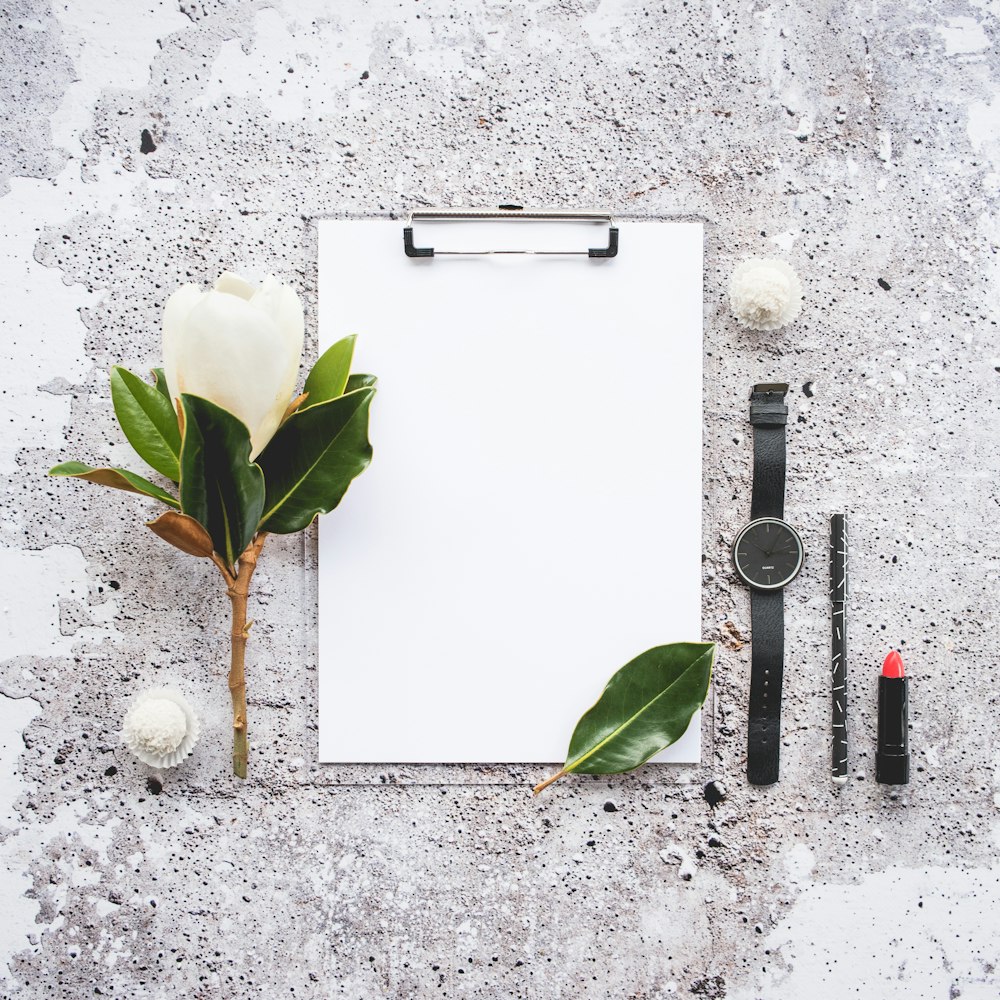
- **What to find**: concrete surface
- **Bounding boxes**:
[2,0,999,997]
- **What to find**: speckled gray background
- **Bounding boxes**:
[2,0,999,997]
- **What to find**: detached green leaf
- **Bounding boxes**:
[110,366,181,481]
[178,395,265,565]
[302,335,356,408]
[257,386,374,534]
[535,642,715,793]
[49,461,179,508]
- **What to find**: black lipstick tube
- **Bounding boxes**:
[876,675,909,784]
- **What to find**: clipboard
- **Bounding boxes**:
[316,210,704,771]
[401,206,619,258]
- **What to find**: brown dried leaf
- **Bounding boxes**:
[282,392,309,423]
[146,510,214,558]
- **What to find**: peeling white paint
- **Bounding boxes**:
[968,94,1000,166]
[0,0,189,472]
[770,230,798,253]
[733,862,1000,999]
[200,4,472,121]
[782,843,814,885]
[0,165,179,475]
[938,16,991,58]
[581,0,643,51]
[0,545,119,660]
[49,0,189,152]
[1,794,121,980]
[0,695,41,829]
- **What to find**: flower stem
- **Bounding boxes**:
[215,534,267,779]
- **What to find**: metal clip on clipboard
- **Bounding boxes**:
[403,206,619,258]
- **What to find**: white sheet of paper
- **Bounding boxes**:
[317,219,703,764]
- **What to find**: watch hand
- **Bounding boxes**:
[764,537,789,558]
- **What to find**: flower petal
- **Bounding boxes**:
[250,276,305,353]
[248,277,305,456]
[162,284,206,408]
[170,289,289,455]
[214,271,257,300]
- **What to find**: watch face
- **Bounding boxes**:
[732,518,804,590]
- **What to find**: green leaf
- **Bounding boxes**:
[110,366,181,481]
[49,461,179,508]
[152,367,172,403]
[257,386,374,534]
[302,335,356,408]
[178,395,265,565]
[344,373,377,393]
[555,642,715,783]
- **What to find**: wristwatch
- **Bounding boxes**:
[732,383,804,785]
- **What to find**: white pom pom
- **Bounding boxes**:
[123,688,200,768]
[728,258,803,331]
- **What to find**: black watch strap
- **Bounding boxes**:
[749,384,788,520]
[747,383,789,786]
[748,589,784,785]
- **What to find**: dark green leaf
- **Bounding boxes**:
[303,335,356,408]
[257,386,374,534]
[49,461,179,508]
[178,395,265,564]
[110,366,181,481]
[344,373,377,393]
[564,642,715,775]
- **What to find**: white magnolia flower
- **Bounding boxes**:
[123,687,201,768]
[163,272,304,458]
[728,258,803,331]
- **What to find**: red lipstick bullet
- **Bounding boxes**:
[876,650,909,784]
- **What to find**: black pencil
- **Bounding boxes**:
[830,514,849,785]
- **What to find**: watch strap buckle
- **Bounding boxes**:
[750,383,789,426]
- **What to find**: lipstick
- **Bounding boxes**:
[876,650,909,785]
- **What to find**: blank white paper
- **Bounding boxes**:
[317,219,703,764]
